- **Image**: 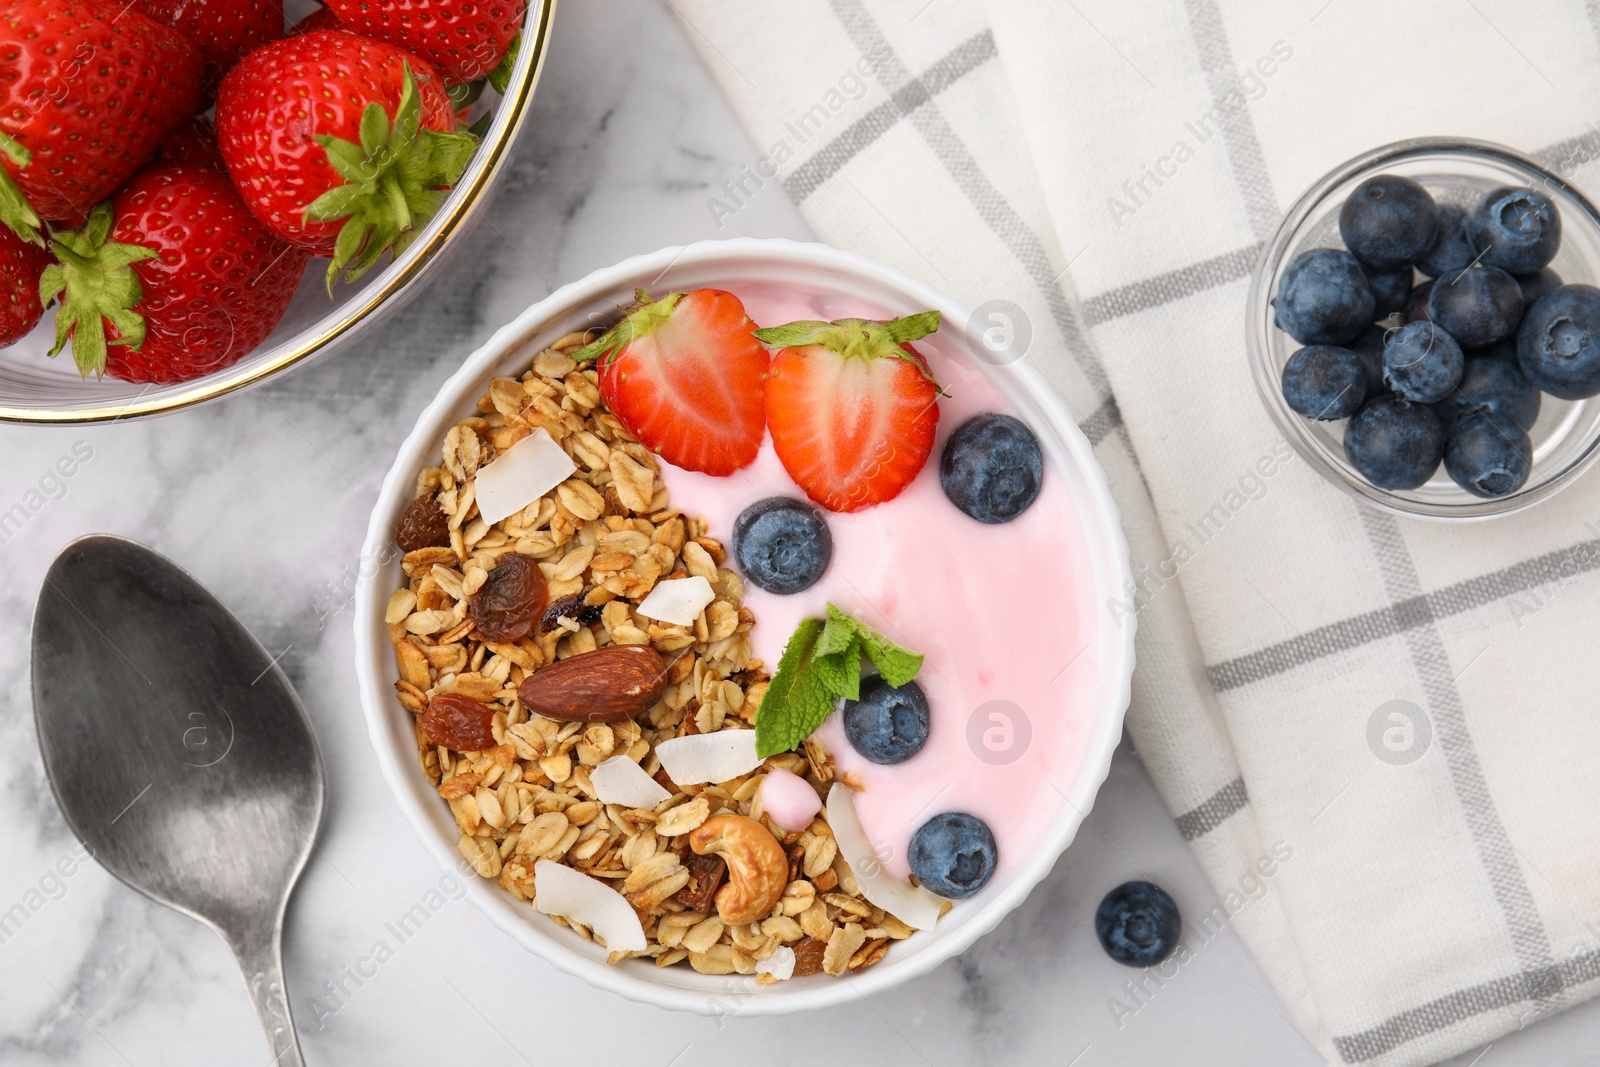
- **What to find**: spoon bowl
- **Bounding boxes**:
[31,536,325,1066]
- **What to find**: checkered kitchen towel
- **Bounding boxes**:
[669,0,1600,1062]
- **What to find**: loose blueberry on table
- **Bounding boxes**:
[1271,171,1600,500]
[1096,881,1182,967]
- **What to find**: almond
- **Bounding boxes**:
[517,644,667,723]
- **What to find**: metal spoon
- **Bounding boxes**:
[31,535,325,1067]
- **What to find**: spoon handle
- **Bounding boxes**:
[229,925,305,1067]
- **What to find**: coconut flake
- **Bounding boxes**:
[635,575,716,627]
[474,429,576,525]
[826,784,943,930]
[757,945,796,980]
[656,729,762,785]
[533,860,646,952]
[590,755,672,809]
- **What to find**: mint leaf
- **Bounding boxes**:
[826,603,924,687]
[755,618,835,757]
[814,614,856,658]
[858,631,923,687]
[811,639,861,701]
[755,609,924,758]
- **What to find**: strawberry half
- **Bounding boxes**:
[756,312,943,513]
[571,289,768,476]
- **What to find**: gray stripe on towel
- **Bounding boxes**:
[1208,537,1600,691]
[1175,776,1248,840]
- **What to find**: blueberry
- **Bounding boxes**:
[732,497,832,594]
[1344,395,1445,490]
[1348,326,1389,396]
[1444,413,1532,498]
[1517,284,1600,400]
[1427,266,1524,347]
[1095,881,1182,968]
[1434,353,1540,432]
[1365,266,1413,317]
[1406,281,1434,323]
[1280,345,1366,420]
[842,676,930,765]
[908,813,996,900]
[1518,267,1563,307]
[940,413,1043,524]
[1272,249,1376,345]
[1419,203,1479,278]
[1470,186,1561,275]
[1339,175,1439,269]
[1382,321,1464,403]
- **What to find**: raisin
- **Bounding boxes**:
[419,693,497,751]
[469,553,547,643]
[540,592,603,634]
[674,851,727,914]
[791,937,828,977]
[395,494,451,553]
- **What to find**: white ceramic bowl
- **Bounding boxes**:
[354,239,1135,1014]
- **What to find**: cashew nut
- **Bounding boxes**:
[688,814,788,925]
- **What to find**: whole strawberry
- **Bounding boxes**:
[756,313,944,512]
[0,0,202,243]
[571,289,769,476]
[136,0,284,96]
[324,0,524,82]
[40,163,308,383]
[0,224,51,345]
[216,30,475,286]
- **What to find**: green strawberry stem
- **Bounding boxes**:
[303,63,479,291]
[446,79,486,112]
[37,202,160,379]
[753,310,945,390]
[569,289,685,366]
[488,33,522,95]
[0,132,44,246]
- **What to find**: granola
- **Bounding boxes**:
[387,331,909,977]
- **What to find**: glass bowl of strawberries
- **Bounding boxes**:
[0,0,552,422]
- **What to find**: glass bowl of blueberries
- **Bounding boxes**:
[1248,137,1600,519]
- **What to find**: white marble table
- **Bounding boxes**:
[3,2,1599,1064]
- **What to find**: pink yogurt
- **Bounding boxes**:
[657,282,1101,880]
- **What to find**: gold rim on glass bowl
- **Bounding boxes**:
[0,0,555,425]
[1247,137,1600,520]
